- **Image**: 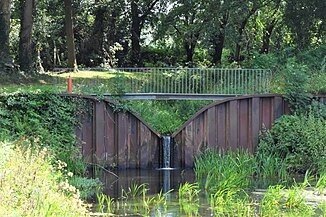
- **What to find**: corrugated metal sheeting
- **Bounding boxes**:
[75,97,161,169]
[172,95,326,168]
[74,95,325,168]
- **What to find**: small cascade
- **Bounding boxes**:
[158,136,175,170]
[163,136,171,168]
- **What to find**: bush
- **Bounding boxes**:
[257,109,326,173]
[125,100,211,135]
[0,141,89,216]
[0,92,89,175]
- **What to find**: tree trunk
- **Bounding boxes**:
[87,3,106,66]
[0,0,13,72]
[64,0,77,70]
[184,32,199,65]
[19,0,34,72]
[260,23,275,54]
[233,7,257,62]
[213,33,225,65]
[212,14,228,65]
[130,0,159,67]
[184,40,196,64]
[131,0,142,66]
[234,19,247,62]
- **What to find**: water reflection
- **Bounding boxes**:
[97,168,195,198]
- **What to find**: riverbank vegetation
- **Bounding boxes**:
[0,141,90,216]
[1,93,99,198]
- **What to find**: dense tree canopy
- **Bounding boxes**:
[0,0,325,72]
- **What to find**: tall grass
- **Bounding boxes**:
[0,141,89,216]
[195,150,257,194]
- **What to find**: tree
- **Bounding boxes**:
[130,0,161,66]
[64,0,77,69]
[158,0,206,65]
[18,0,35,72]
[203,0,231,65]
[284,0,326,49]
[0,0,13,72]
[232,0,262,62]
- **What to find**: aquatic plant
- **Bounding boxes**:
[195,150,257,194]
[178,182,200,201]
[210,191,254,217]
[123,182,149,200]
[316,172,326,195]
[255,152,288,180]
[261,185,286,215]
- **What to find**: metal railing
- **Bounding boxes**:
[114,68,271,95]
[53,68,272,95]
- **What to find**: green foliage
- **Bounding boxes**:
[261,185,286,215]
[0,92,89,175]
[0,141,89,216]
[194,150,257,194]
[315,173,326,195]
[125,100,211,134]
[69,176,102,200]
[257,108,326,173]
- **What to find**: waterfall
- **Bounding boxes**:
[163,136,171,169]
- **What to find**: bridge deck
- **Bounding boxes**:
[99,93,239,100]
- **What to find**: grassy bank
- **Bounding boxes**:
[0,141,90,216]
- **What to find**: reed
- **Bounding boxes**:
[316,172,326,194]
[195,150,256,194]
[256,153,288,180]
[178,182,200,202]
[123,182,149,200]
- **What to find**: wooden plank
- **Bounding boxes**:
[128,114,139,168]
[217,104,226,150]
[150,134,160,168]
[117,113,128,168]
[262,98,272,129]
[139,123,149,168]
[229,100,239,150]
[193,114,204,157]
[239,99,249,150]
[184,122,193,167]
[104,104,116,167]
[251,98,260,151]
[207,107,217,149]
[95,101,106,163]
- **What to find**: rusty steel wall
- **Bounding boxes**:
[75,96,162,169]
[73,94,325,169]
[172,95,326,168]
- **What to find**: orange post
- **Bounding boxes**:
[67,77,73,93]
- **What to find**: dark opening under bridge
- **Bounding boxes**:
[73,94,326,168]
[55,68,272,100]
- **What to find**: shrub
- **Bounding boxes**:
[257,110,326,173]
[0,92,89,175]
[0,141,89,216]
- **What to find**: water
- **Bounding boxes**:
[161,136,173,170]
[98,168,196,198]
[93,169,326,216]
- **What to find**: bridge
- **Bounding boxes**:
[71,94,326,169]
[55,68,272,100]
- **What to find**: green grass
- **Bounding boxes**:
[0,141,90,216]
